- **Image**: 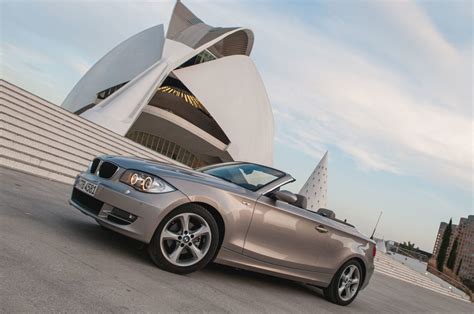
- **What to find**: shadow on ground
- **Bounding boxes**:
[65,215,327,300]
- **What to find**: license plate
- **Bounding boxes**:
[76,178,98,196]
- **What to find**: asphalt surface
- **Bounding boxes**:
[1,166,472,313]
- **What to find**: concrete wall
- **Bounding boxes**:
[0,80,182,185]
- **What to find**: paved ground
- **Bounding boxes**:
[1,167,472,313]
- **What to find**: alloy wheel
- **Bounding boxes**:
[159,213,212,267]
[337,264,361,301]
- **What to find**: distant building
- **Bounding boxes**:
[430,215,474,286]
[455,216,474,282]
[385,239,431,261]
[375,238,387,254]
[432,222,453,256]
[386,240,398,253]
[432,223,444,256]
[62,1,274,168]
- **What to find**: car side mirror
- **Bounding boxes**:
[273,190,298,204]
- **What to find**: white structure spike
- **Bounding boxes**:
[299,151,328,212]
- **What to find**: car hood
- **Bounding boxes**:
[102,155,248,193]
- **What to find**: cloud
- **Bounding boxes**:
[65,56,91,76]
[1,0,471,191]
[1,0,174,103]
[1,42,51,64]
[0,41,59,99]
[197,0,472,190]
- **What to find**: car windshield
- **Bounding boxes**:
[200,163,286,191]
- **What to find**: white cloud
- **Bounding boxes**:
[2,0,471,191]
[65,56,91,76]
[197,0,472,190]
[0,41,60,101]
[2,42,50,64]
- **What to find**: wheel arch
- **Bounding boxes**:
[190,202,226,251]
[150,199,226,247]
[323,256,367,305]
[337,256,367,286]
[146,201,225,274]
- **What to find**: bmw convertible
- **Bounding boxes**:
[69,155,375,305]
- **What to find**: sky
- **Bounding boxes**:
[1,0,472,252]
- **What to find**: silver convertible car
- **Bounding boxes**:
[69,155,375,305]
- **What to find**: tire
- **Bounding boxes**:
[147,204,220,274]
[323,259,363,306]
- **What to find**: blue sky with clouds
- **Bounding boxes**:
[1,0,472,251]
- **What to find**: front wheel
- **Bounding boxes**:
[323,260,363,306]
[147,204,220,274]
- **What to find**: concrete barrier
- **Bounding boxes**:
[375,253,470,302]
[0,80,182,184]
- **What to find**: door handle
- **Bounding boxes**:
[315,225,328,233]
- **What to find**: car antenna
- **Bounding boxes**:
[370,211,382,240]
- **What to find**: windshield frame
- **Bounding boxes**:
[198,162,291,192]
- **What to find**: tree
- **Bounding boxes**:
[456,258,463,276]
[436,218,452,272]
[447,237,459,270]
[400,241,417,250]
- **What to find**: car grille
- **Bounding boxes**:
[72,188,103,215]
[98,161,119,179]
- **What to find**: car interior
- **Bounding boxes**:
[273,189,355,228]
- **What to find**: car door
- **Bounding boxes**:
[243,194,337,272]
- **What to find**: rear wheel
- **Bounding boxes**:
[323,260,363,306]
[147,204,220,274]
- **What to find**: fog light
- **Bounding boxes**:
[110,207,137,223]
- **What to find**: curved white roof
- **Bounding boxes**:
[78,27,254,137]
[62,25,165,113]
[174,55,274,165]
[62,1,274,166]
[167,0,254,56]
[80,60,169,135]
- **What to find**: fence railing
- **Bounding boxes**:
[392,246,430,262]
[426,265,473,302]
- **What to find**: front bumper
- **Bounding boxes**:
[69,172,189,243]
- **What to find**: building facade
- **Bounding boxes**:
[432,222,445,256]
[432,222,450,257]
[455,216,474,282]
[430,215,474,286]
[62,1,274,168]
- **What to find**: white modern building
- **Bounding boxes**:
[299,152,328,212]
[62,0,274,168]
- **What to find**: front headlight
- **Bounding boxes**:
[120,170,175,193]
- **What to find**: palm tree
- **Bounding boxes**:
[400,241,418,250]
